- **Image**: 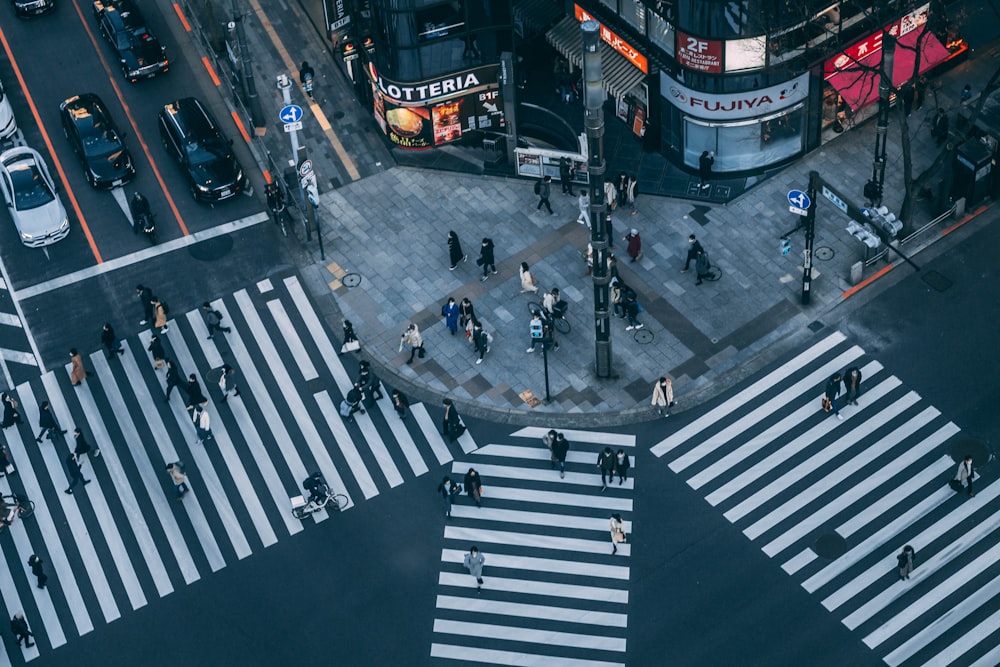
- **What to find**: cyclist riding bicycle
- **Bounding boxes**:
[266,182,285,214]
[303,472,329,506]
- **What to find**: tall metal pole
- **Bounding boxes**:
[868,32,895,207]
[277,74,318,243]
[232,0,265,130]
[582,21,611,378]
[802,171,818,305]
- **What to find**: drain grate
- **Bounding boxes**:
[921,270,952,292]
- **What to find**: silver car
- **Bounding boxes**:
[0,78,16,140]
[0,147,70,247]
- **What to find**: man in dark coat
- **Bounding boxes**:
[698,150,714,190]
[843,366,863,405]
[551,433,569,478]
[185,375,208,411]
[536,176,554,215]
[597,447,615,491]
[825,373,843,420]
[682,234,705,272]
[559,157,573,194]
[35,401,66,443]
[165,359,184,402]
[478,238,497,281]
[442,398,463,442]
[932,109,949,146]
[136,284,154,326]
[64,453,90,494]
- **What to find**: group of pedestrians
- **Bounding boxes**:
[543,429,570,477]
[821,366,863,420]
[597,446,630,491]
[436,466,484,518]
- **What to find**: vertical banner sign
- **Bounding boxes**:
[676,30,723,73]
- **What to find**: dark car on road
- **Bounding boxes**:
[59,93,135,189]
[93,0,169,82]
[157,97,246,203]
[12,0,55,17]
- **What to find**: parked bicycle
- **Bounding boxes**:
[0,492,35,532]
[527,301,571,334]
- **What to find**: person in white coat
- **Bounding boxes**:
[610,514,626,555]
[463,545,485,590]
[955,455,975,497]
[651,377,674,417]
[577,190,590,228]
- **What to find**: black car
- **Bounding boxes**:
[12,0,55,17]
[158,98,245,202]
[93,0,168,82]
[59,94,135,189]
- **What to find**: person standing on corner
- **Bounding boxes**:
[682,234,704,272]
[843,366,863,405]
[69,349,88,386]
[519,262,538,294]
[463,467,483,507]
[610,513,626,555]
[597,446,615,491]
[74,427,100,464]
[955,455,975,497]
[478,238,497,281]
[698,150,714,191]
[136,284,154,326]
[559,157,573,195]
[391,389,409,419]
[651,376,674,417]
[603,212,615,249]
[400,324,425,365]
[897,545,916,580]
[447,230,467,270]
[202,303,231,339]
[463,545,485,591]
[437,475,460,518]
[615,449,630,485]
[64,453,91,494]
[551,432,569,478]
[604,179,617,212]
[442,398,464,442]
[35,401,66,443]
[27,555,47,589]
[535,175,554,215]
[101,323,125,359]
[931,109,949,146]
[442,297,460,335]
[615,171,628,209]
[624,229,642,262]
[824,373,843,420]
[167,462,188,499]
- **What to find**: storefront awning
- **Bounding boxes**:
[545,17,646,100]
[826,30,952,113]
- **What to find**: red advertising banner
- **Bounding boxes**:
[676,29,723,73]
[574,5,649,74]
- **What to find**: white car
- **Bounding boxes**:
[0,147,70,247]
[0,79,16,140]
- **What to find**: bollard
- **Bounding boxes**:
[953,197,966,219]
[850,261,864,286]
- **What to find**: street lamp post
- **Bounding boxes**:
[866,32,896,207]
[276,73,320,250]
[582,20,612,378]
[232,0,264,131]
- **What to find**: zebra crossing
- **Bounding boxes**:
[0,272,476,662]
[652,330,999,667]
[431,427,635,666]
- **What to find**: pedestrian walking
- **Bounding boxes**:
[559,157,573,194]
[615,449,630,485]
[624,229,642,262]
[526,311,545,353]
[624,293,643,331]
[694,249,713,285]
[101,323,125,359]
[1,392,23,428]
[167,461,188,499]
[192,405,213,444]
[615,172,628,208]
[152,296,169,334]
[459,298,476,330]
[610,513,626,555]
[551,432,569,478]
[0,442,14,477]
[392,389,409,419]
[682,234,704,272]
[955,455,975,497]
[10,612,34,648]
[437,475,460,518]
[577,190,590,228]
[447,230,467,270]
[74,428,100,463]
[604,179,617,212]
[340,320,360,355]
[603,212,614,248]
[202,303,231,339]
[164,359,184,402]
[64,453,91,494]
[698,150,714,190]
[185,374,208,411]
[651,377,675,416]
[463,545,485,590]
[932,109,949,146]
[35,401,66,443]
[399,323,425,365]
[345,383,366,416]
[623,173,638,215]
[219,364,240,402]
[585,242,594,276]
[442,398,465,442]
[844,366,863,405]
[69,349,88,386]
[463,467,483,507]
[824,373,843,420]
[478,238,497,281]
[897,545,916,580]
[597,446,615,491]
[357,361,384,400]
[27,555,47,589]
[136,284,154,326]
[441,297,460,335]
[519,262,538,294]
[535,175,554,215]
[147,334,166,369]
[472,321,489,365]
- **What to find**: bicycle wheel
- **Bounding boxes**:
[706,266,723,281]
[527,302,544,317]
[554,317,571,334]
[331,494,349,512]
[18,501,34,519]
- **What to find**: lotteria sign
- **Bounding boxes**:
[368,63,499,105]
[660,71,809,120]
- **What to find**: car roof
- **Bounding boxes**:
[0,146,44,168]
[161,98,218,137]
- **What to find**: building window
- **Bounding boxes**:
[648,11,674,56]
[683,104,805,171]
[621,0,646,35]
[416,0,465,41]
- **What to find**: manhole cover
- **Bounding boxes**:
[812,533,848,559]
[921,270,953,292]
[342,273,362,288]
[633,329,654,344]
[815,246,835,261]
[188,235,233,261]
[808,320,825,332]
[334,111,345,120]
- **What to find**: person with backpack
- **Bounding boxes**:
[202,302,231,338]
[535,175,554,215]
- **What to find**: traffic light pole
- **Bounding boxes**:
[277,74,319,249]
[802,172,817,305]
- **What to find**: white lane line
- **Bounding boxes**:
[46,372,142,614]
[651,332,847,457]
[266,300,318,381]
[375,395,428,477]
[80,352,171,599]
[314,391,380,499]
[443,526,628,557]
[475,444,637,469]
[430,643,624,667]
[437,572,628,603]
[511,426,636,447]
[450,462,634,491]
[441,549,629,580]
[234,290,354,510]
[412,403,452,465]
[450,506,632,533]
[670,348,869,473]
[92,352,200,585]
[8,390,93,637]
[801,461,953,592]
[781,550,815,576]
[433,619,627,652]
[687,360,883,489]
[184,311,224,369]
[0,312,21,327]
[0,240,41,379]
[436,595,627,627]
[482,486,633,512]
[709,376,901,508]
[730,385,915,526]
[966,636,1000,667]
[0,348,38,366]
[256,279,273,293]
[457,428,479,454]
[761,419,954,557]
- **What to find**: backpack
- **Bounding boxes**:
[534,181,541,195]
[213,310,223,321]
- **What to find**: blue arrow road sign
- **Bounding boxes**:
[280,105,303,124]
[788,189,811,210]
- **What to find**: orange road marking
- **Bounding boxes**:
[940,204,987,237]
[172,3,193,31]
[263,170,273,184]
[841,264,893,299]
[202,57,221,86]
[231,112,252,144]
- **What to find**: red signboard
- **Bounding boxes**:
[676,29,723,74]
[574,5,649,74]
[825,3,930,79]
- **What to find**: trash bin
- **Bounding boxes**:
[952,138,993,207]
[483,136,507,167]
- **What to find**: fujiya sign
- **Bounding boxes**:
[661,71,809,121]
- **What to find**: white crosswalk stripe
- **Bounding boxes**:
[430,431,632,665]
[0,271,474,661]
[652,331,997,667]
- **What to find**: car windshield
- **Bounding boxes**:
[80,120,122,158]
[185,139,230,166]
[8,162,54,210]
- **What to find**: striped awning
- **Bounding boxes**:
[545,17,647,100]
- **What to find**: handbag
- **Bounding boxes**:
[341,339,360,353]
[155,358,165,369]
[949,479,964,492]
[4,464,13,475]
[418,346,426,358]
[613,529,626,543]
[821,396,832,413]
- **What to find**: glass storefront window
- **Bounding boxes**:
[648,11,674,57]
[683,104,805,171]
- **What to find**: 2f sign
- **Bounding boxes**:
[685,37,709,53]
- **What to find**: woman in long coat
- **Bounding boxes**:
[463,545,485,589]
[447,231,466,270]
[651,377,674,417]
[519,262,538,294]
[147,335,166,368]
[152,297,169,333]
[441,297,460,335]
[185,374,208,410]
[69,349,87,386]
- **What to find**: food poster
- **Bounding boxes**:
[432,100,463,145]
